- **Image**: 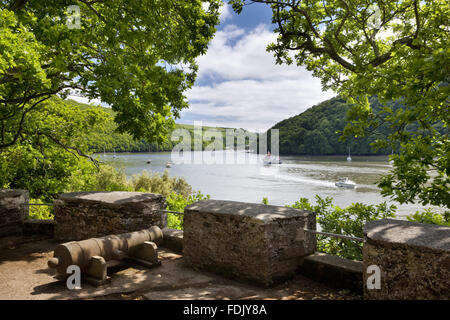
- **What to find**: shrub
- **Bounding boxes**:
[166,191,210,230]
[130,170,192,197]
[92,165,131,191]
[407,209,450,226]
[28,199,54,220]
[289,196,397,261]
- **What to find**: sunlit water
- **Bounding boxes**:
[98,151,444,219]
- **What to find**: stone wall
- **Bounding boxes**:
[363,219,450,300]
[54,191,166,241]
[23,219,54,237]
[0,189,29,237]
[183,200,316,287]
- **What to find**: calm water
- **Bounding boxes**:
[99,151,443,218]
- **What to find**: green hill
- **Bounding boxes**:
[271,96,392,155]
[65,99,240,153]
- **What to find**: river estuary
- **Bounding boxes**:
[100,151,443,218]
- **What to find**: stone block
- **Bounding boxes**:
[363,219,450,300]
[54,191,166,241]
[162,228,183,253]
[0,189,29,237]
[183,200,316,286]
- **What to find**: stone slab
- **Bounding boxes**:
[0,189,29,237]
[162,228,183,253]
[23,219,54,237]
[299,253,363,293]
[54,191,166,241]
[58,191,163,205]
[364,219,450,252]
[185,199,312,221]
[183,200,316,287]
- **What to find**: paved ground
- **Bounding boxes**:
[0,237,360,300]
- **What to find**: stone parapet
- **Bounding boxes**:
[54,191,166,241]
[363,219,450,300]
[0,189,29,237]
[183,200,316,286]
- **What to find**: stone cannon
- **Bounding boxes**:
[48,226,163,286]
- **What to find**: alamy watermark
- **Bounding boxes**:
[170,122,279,165]
[44,5,81,30]
[366,265,381,290]
[66,5,81,29]
[66,265,81,290]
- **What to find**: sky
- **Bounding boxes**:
[69,1,336,131]
[180,1,336,131]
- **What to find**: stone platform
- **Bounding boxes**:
[0,238,358,300]
[363,219,450,300]
[0,189,29,237]
[183,200,316,286]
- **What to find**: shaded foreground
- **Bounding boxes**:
[0,237,360,300]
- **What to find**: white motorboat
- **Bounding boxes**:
[165,161,172,168]
[335,177,356,189]
[263,152,282,165]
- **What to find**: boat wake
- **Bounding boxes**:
[272,174,336,188]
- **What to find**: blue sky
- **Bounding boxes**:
[181,1,335,130]
[70,1,335,131]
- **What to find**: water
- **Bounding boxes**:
[98,151,443,218]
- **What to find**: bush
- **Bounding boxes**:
[165,191,210,230]
[289,196,397,261]
[93,165,131,192]
[407,209,450,226]
[28,199,54,220]
[130,170,192,197]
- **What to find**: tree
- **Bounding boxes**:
[231,0,449,208]
[0,97,108,200]
[0,0,221,150]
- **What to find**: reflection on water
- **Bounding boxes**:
[98,151,444,218]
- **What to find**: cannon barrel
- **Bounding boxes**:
[48,226,163,275]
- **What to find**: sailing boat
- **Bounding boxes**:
[113,149,117,159]
[347,147,352,162]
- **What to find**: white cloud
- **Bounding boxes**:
[218,2,232,22]
[202,1,232,23]
[67,21,336,131]
[183,24,335,130]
